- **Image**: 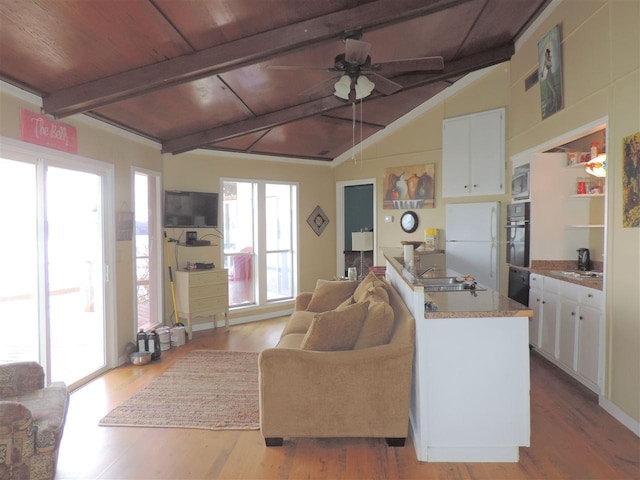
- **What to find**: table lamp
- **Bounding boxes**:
[352,231,373,281]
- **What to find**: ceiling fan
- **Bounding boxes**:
[268,36,445,102]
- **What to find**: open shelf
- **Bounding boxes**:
[569,193,605,198]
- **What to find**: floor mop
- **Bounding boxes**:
[164,232,186,338]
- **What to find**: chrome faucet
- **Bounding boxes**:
[418,264,440,277]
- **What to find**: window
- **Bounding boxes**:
[133,169,163,332]
[223,180,297,308]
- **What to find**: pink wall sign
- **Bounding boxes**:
[20,108,78,153]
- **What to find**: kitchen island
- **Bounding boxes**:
[384,252,532,463]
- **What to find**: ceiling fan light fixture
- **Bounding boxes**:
[334,74,375,100]
[334,75,351,100]
[355,75,375,99]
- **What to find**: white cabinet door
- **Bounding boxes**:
[442,109,504,198]
[558,299,578,370]
[442,116,470,197]
[469,110,505,196]
[540,291,558,357]
[578,305,601,387]
[528,287,543,348]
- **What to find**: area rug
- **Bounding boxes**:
[99,350,259,430]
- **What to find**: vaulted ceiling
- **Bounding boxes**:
[0,0,551,162]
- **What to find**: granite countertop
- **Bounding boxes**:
[384,252,532,320]
[510,260,604,291]
[423,287,532,319]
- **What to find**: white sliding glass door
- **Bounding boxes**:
[46,167,106,385]
[0,140,114,388]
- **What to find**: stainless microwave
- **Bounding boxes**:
[512,164,530,200]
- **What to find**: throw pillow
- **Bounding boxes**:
[353,273,389,303]
[306,279,358,312]
[354,300,394,349]
[301,301,369,351]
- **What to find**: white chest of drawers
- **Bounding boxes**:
[174,269,229,339]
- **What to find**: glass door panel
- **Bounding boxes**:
[46,167,105,385]
[223,181,255,306]
[134,171,161,331]
[0,158,39,363]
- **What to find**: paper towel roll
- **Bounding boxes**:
[403,244,414,270]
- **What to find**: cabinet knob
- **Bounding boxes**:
[473,184,478,188]
[542,301,546,304]
[571,312,575,316]
[579,316,584,320]
[587,294,593,298]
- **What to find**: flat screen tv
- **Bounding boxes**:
[164,190,219,228]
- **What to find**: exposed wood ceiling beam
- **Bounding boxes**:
[162,43,514,155]
[42,0,473,118]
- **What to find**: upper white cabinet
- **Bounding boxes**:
[442,108,505,198]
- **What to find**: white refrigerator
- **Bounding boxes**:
[445,202,501,290]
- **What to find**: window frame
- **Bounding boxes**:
[221,178,298,310]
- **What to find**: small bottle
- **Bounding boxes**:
[576,177,587,195]
[136,328,148,352]
[148,329,161,360]
[590,142,598,159]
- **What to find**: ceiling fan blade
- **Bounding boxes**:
[345,38,371,65]
[375,56,444,75]
[266,65,333,71]
[298,74,342,97]
[368,72,403,95]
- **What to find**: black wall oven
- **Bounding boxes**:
[505,203,530,267]
[508,266,530,306]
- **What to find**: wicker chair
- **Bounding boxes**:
[0,362,69,480]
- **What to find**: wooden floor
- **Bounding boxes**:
[56,317,639,480]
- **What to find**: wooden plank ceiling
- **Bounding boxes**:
[0,0,551,162]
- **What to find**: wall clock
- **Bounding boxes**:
[400,211,419,233]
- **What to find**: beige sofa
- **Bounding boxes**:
[259,273,415,447]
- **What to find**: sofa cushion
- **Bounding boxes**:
[306,279,358,312]
[301,301,369,351]
[276,333,307,349]
[353,273,389,303]
[354,300,395,349]
[281,310,316,336]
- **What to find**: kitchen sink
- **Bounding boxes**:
[422,283,486,292]
[413,276,486,292]
[416,276,459,286]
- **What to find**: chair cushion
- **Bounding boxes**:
[301,301,369,351]
[306,279,358,312]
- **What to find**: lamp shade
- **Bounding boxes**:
[352,231,373,251]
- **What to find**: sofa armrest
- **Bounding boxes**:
[294,292,313,311]
[259,343,414,439]
[0,362,45,398]
[0,400,35,472]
